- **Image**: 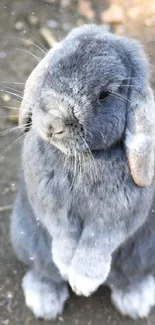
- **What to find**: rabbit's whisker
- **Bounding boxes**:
[2,106,20,110]
[119,84,142,89]
[0,115,19,119]
[78,152,83,186]
[61,156,70,185]
[2,106,32,115]
[117,76,143,81]
[113,83,144,91]
[7,47,41,62]
[61,153,69,175]
[0,89,36,105]
[3,36,47,55]
[0,125,27,136]
[4,132,25,153]
[11,99,23,104]
[5,86,23,95]
[0,89,24,101]
[81,137,98,184]
[71,149,77,190]
[0,81,25,85]
[109,92,132,104]
[25,31,48,53]
[64,149,77,202]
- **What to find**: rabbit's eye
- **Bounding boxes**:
[98,91,110,102]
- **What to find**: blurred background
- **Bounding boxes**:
[1,0,155,123]
[0,1,155,325]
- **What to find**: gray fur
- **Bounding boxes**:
[11,25,155,319]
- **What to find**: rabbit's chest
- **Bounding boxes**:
[24,135,130,224]
[49,148,128,209]
[63,150,130,218]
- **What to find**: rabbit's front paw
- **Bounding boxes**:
[68,259,111,297]
[68,269,103,296]
[52,235,79,280]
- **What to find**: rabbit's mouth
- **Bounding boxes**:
[32,108,89,155]
[48,136,89,156]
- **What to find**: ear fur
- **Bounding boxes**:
[125,86,155,187]
[115,36,155,187]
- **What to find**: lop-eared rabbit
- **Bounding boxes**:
[11,25,155,320]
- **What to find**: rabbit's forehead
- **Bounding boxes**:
[42,40,128,96]
[51,37,122,70]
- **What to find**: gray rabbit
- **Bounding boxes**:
[10,24,155,320]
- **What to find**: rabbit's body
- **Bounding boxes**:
[22,129,154,240]
[11,129,155,319]
[11,25,155,319]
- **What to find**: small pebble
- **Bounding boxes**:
[1,94,11,103]
[14,20,25,31]
[11,183,17,191]
[27,14,39,26]
[23,38,33,48]
[7,292,13,299]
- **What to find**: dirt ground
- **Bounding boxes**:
[1,1,155,324]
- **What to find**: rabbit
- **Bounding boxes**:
[10,24,155,320]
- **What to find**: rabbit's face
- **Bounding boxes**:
[21,25,155,186]
[32,34,129,155]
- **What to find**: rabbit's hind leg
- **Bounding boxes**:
[22,270,69,320]
[10,189,69,320]
[111,275,155,319]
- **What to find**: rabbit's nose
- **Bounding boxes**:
[47,124,66,138]
[45,115,66,138]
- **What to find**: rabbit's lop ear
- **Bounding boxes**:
[19,51,53,131]
[125,85,155,187]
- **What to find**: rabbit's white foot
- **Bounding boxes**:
[68,256,111,297]
[22,271,69,320]
[111,275,155,319]
[69,270,102,296]
[69,267,110,297]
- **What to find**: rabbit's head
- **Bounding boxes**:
[19,25,155,187]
